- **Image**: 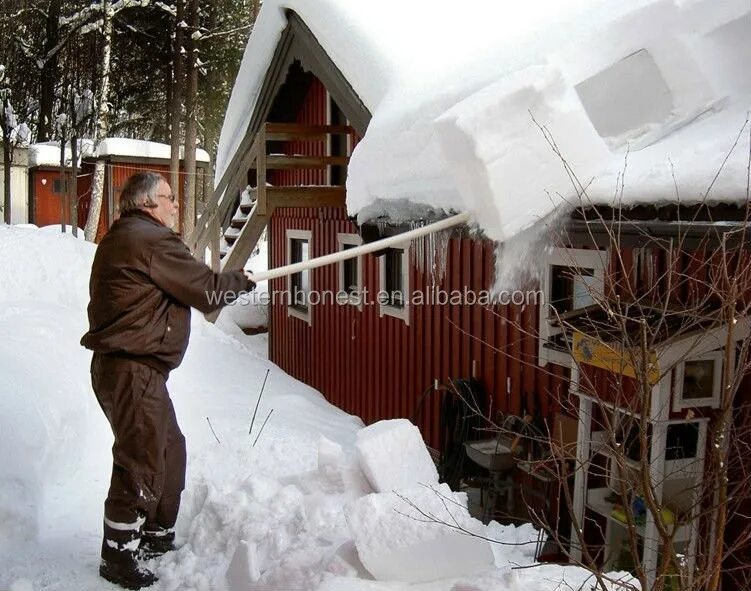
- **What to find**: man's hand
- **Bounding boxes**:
[244,271,256,292]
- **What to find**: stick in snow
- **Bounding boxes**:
[252,408,274,448]
[249,368,270,435]
[206,417,221,444]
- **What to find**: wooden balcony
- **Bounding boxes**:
[188,122,353,272]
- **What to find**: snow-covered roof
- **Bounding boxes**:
[218,0,751,243]
[29,138,210,168]
[98,138,211,163]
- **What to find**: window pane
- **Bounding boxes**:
[665,423,699,460]
[384,249,404,308]
[551,265,594,315]
[290,238,310,310]
[573,274,596,309]
[342,243,358,295]
[682,360,715,400]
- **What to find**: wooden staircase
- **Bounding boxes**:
[188,123,353,272]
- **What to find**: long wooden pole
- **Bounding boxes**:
[244,212,471,283]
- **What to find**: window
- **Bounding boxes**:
[52,178,70,195]
[550,266,595,315]
[337,233,362,307]
[539,248,607,366]
[673,352,722,410]
[286,229,312,324]
[379,245,410,324]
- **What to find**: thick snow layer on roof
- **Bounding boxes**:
[28,138,209,168]
[27,140,95,167]
[219,0,750,243]
[216,0,613,183]
[98,138,210,162]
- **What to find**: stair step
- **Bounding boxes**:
[239,203,253,215]
[264,123,354,141]
[251,154,349,170]
[230,217,248,229]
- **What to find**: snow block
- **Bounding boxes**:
[355,419,438,492]
[226,539,261,590]
[344,483,495,582]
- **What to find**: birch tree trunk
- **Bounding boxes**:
[181,0,199,237]
[1,96,12,225]
[84,0,113,242]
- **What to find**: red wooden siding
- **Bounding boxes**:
[269,78,360,188]
[269,206,569,450]
[270,78,329,188]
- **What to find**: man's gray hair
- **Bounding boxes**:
[118,172,165,214]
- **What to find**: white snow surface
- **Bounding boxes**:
[345,484,495,582]
[218,0,750,244]
[356,419,439,493]
[0,224,629,590]
[29,138,210,168]
[215,239,270,331]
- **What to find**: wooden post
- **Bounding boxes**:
[571,363,589,564]
[210,218,220,271]
[256,126,267,215]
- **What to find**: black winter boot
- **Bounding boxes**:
[99,558,158,590]
[139,528,177,559]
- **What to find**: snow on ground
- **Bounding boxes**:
[0,225,627,590]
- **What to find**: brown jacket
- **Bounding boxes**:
[81,210,252,375]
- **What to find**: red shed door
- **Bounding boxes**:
[32,171,65,227]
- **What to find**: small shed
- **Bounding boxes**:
[27,139,210,238]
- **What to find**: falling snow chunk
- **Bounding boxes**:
[344,483,495,583]
[218,0,751,256]
[355,419,438,492]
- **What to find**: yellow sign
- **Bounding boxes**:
[572,332,660,384]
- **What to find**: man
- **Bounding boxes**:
[81,171,253,589]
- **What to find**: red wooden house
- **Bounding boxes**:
[197,3,751,587]
[27,138,210,239]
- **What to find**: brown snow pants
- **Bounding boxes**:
[91,353,186,564]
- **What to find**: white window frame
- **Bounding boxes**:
[673,351,723,410]
[379,243,410,325]
[286,228,312,325]
[538,247,607,367]
[337,233,363,310]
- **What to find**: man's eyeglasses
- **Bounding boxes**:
[157,193,177,204]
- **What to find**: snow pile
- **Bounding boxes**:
[349,419,494,583]
[0,225,624,590]
[356,418,439,492]
[346,484,495,582]
[0,225,97,541]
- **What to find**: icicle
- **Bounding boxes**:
[430,229,450,286]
